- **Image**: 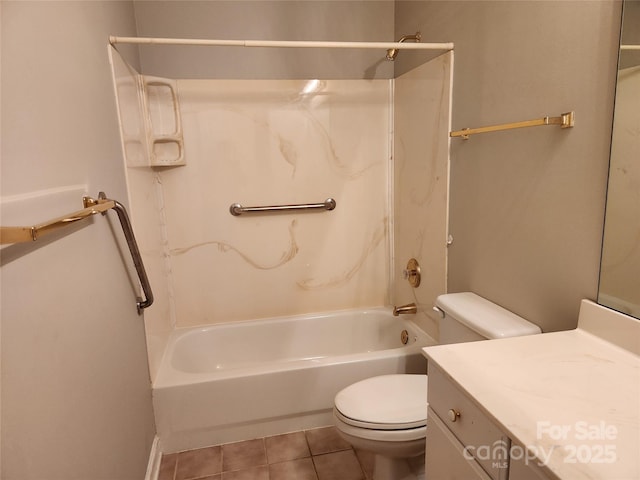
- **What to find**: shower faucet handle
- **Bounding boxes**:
[402,258,421,288]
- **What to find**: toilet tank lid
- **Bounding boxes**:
[435,292,542,339]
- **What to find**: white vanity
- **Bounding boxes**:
[423,300,640,480]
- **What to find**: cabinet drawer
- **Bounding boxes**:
[426,407,493,480]
[428,363,509,479]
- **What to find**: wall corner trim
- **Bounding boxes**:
[144,436,162,480]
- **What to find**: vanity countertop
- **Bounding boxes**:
[422,300,640,480]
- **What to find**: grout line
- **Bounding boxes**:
[219,444,224,475]
[303,428,314,463]
[353,450,369,480]
[162,426,368,480]
[302,429,320,478]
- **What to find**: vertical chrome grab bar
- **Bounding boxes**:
[0,192,153,314]
[98,193,154,314]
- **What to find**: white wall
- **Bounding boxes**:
[132,0,395,80]
[1,2,156,479]
[396,1,622,332]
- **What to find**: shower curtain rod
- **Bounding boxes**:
[109,36,454,51]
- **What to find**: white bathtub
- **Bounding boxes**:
[153,307,435,453]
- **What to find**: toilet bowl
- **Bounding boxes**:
[333,292,542,480]
[333,374,427,479]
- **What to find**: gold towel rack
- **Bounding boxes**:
[450,111,575,140]
[1,197,114,243]
[1,192,153,314]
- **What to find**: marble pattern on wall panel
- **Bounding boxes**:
[159,79,391,327]
[393,53,452,341]
[124,167,175,381]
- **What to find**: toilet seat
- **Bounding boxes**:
[334,374,428,431]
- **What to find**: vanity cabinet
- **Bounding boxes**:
[509,455,553,480]
[423,301,639,480]
[426,407,493,479]
[425,364,553,480]
[427,363,510,480]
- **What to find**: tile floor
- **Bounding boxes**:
[158,426,375,480]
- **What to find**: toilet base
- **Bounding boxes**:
[373,454,425,480]
[333,411,426,480]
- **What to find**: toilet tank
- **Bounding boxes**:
[435,292,542,345]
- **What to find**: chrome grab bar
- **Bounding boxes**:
[99,194,154,314]
[1,192,153,314]
[229,198,336,216]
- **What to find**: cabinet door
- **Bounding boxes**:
[426,407,493,480]
[509,454,551,480]
[428,363,509,478]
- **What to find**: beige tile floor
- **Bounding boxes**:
[158,426,375,480]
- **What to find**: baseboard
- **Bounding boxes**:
[144,435,162,480]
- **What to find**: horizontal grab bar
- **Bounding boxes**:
[1,193,153,314]
[229,198,336,216]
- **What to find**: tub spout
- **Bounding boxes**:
[393,303,417,316]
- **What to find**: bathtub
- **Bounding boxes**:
[153,307,436,453]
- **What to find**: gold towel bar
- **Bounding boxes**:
[450,111,575,139]
[1,197,115,244]
[1,193,153,314]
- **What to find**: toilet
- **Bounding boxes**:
[332,292,542,480]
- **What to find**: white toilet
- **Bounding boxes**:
[332,292,542,480]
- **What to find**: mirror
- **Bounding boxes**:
[598,1,640,318]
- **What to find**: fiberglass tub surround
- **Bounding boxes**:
[110,44,452,378]
[154,307,435,452]
[109,40,452,451]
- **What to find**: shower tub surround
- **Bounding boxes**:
[154,307,435,453]
[109,46,452,451]
[109,49,452,381]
